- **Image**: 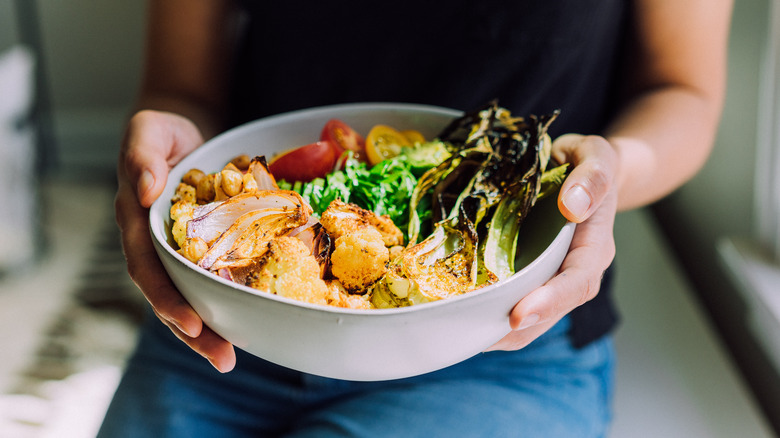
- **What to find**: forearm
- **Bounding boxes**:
[130,0,238,141]
[602,0,732,212]
[605,84,724,211]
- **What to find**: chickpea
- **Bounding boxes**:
[196,174,216,203]
[230,154,252,171]
[242,172,258,192]
[221,169,243,197]
[180,237,208,263]
[182,168,206,187]
[223,162,241,173]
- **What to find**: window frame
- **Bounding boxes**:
[756,0,780,260]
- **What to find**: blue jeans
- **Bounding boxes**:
[98,310,615,438]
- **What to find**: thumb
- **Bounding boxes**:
[552,134,617,223]
[120,110,204,208]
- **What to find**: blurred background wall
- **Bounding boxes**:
[1,0,144,179]
[651,0,780,426]
[0,3,19,48]
[37,0,143,176]
[1,0,778,428]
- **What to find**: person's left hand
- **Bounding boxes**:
[487,133,619,351]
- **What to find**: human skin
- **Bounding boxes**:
[115,0,733,371]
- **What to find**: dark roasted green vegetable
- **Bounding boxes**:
[372,102,569,308]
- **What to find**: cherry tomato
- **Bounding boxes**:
[320,119,366,162]
[269,140,338,182]
[401,129,426,144]
[365,125,411,166]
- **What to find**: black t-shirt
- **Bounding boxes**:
[229,0,626,347]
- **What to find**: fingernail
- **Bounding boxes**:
[515,313,540,331]
[561,185,591,219]
[138,169,155,197]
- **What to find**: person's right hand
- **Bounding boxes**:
[115,110,237,372]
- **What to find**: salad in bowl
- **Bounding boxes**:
[149,102,575,381]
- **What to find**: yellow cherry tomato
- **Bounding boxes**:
[365,125,411,165]
[400,129,426,145]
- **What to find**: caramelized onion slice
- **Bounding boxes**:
[198,207,297,269]
[248,156,279,190]
[187,190,310,244]
[210,210,310,270]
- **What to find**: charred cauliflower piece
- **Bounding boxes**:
[170,199,195,247]
[330,227,389,293]
[171,182,197,205]
[319,199,403,247]
[325,280,373,310]
[243,236,329,305]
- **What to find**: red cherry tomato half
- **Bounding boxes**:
[268,140,338,183]
[320,119,366,162]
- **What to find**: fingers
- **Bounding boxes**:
[156,309,237,373]
[115,183,204,338]
[553,134,618,223]
[485,317,563,352]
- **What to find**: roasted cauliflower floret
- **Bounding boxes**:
[320,199,403,247]
[243,236,329,305]
[330,227,389,293]
[171,182,197,204]
[170,199,195,247]
[325,280,374,309]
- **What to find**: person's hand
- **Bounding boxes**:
[487,134,619,351]
[115,110,237,372]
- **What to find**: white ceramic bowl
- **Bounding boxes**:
[150,103,575,381]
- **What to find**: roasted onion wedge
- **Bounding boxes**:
[210,209,310,270]
[187,190,310,244]
[247,156,279,190]
[198,207,301,270]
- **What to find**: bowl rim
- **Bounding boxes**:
[149,102,575,317]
